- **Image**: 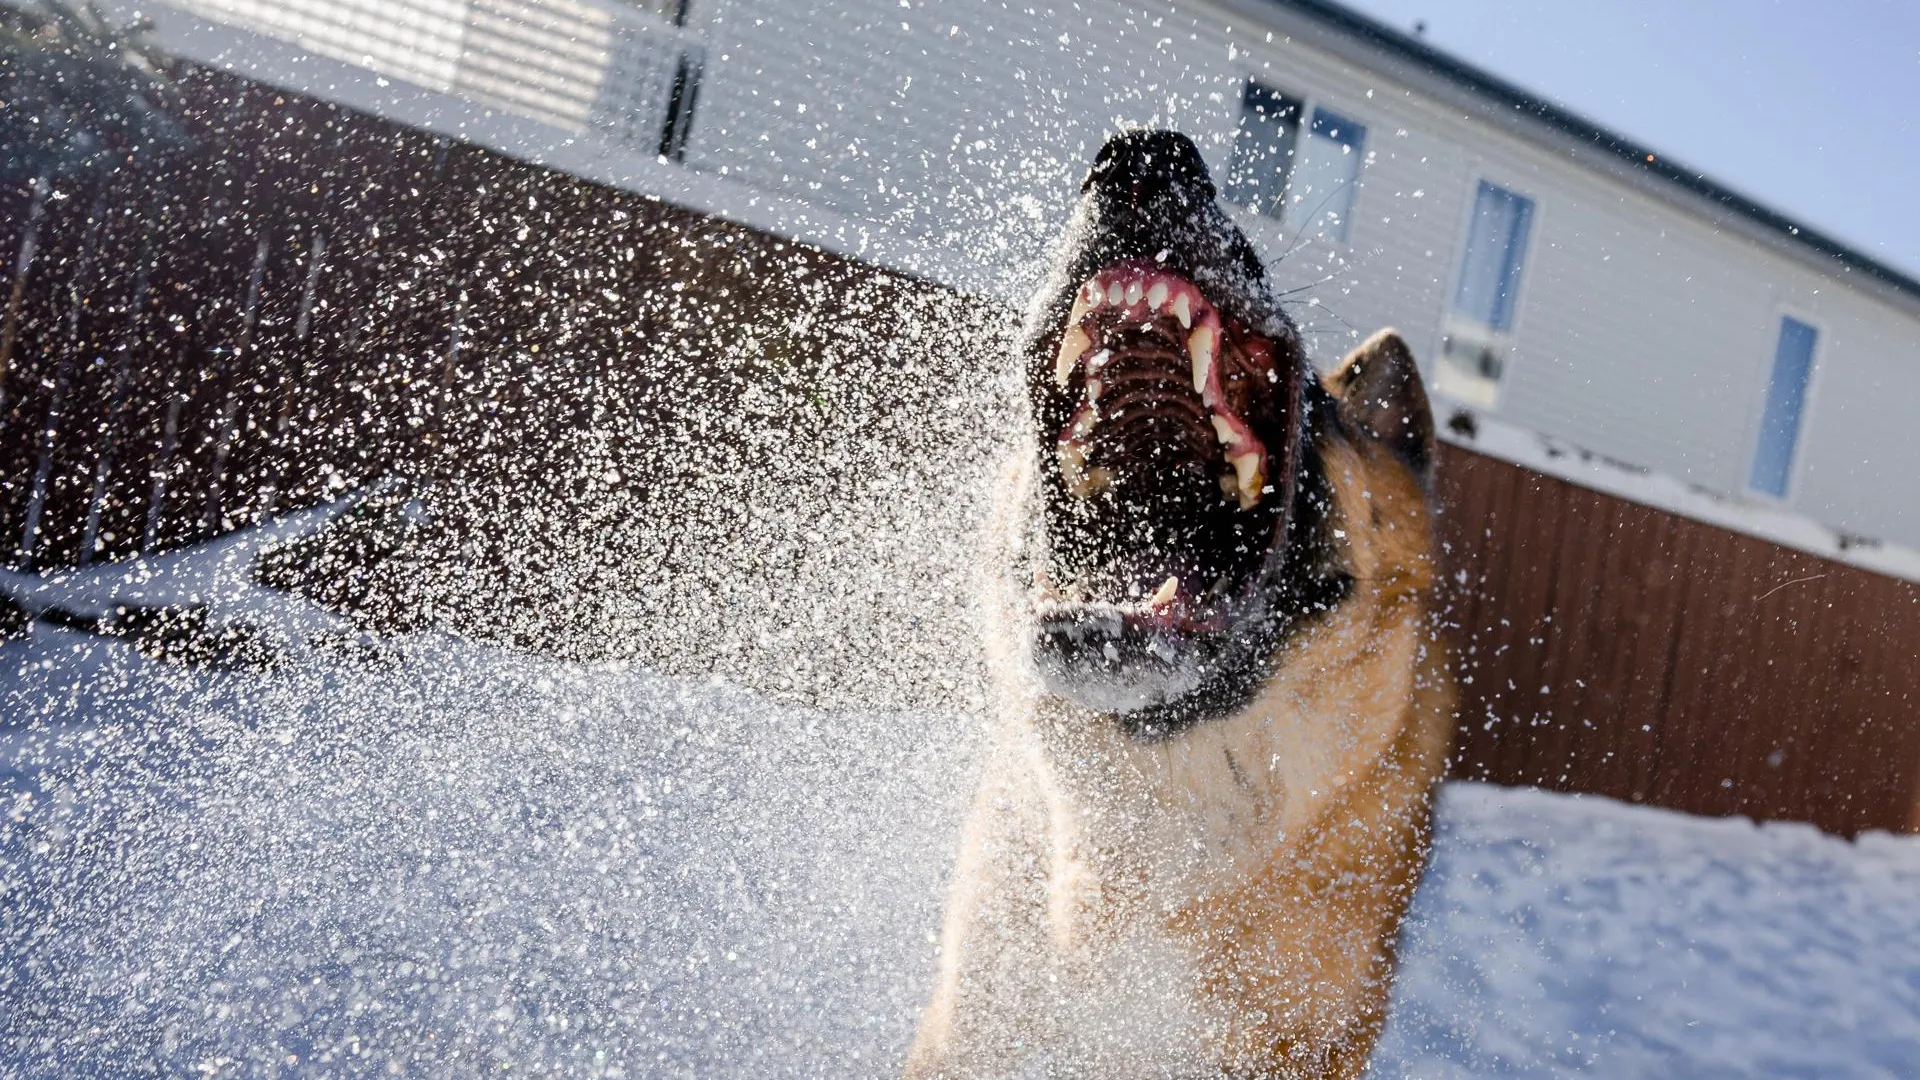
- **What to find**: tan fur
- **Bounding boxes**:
[908,334,1456,1079]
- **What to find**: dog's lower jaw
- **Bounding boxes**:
[1029,642,1209,715]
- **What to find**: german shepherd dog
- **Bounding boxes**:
[906,131,1454,1079]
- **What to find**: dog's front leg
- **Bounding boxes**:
[905,741,1059,1079]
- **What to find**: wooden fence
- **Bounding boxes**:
[1436,443,1920,836]
[0,63,917,578]
[4,59,1916,835]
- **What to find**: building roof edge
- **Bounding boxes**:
[1262,0,1920,307]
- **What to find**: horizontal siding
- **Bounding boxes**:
[688,0,1086,265]
[159,0,1920,553]
[174,0,470,90]
[693,0,1920,550]
[173,0,693,149]
[1790,288,1920,546]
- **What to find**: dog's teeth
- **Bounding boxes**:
[1189,326,1215,393]
[1146,575,1179,610]
[1084,280,1104,304]
[1230,451,1265,510]
[1086,376,1103,401]
[1220,472,1240,498]
[1146,281,1169,310]
[1087,347,1112,372]
[1068,466,1113,497]
[1106,281,1125,307]
[1125,280,1144,307]
[1171,292,1192,329]
[1057,441,1088,490]
[1231,450,1262,488]
[1211,414,1235,446]
[1054,325,1091,386]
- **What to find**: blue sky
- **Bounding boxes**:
[1337,0,1920,278]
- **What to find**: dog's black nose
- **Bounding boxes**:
[1084,129,1216,204]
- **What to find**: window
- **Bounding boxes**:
[1289,108,1366,241]
[1454,181,1535,332]
[1748,316,1818,497]
[586,0,705,158]
[1435,181,1535,406]
[1225,82,1366,242]
[1225,83,1302,217]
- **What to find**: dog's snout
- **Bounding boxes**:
[1085,129,1216,205]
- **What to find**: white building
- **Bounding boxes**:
[93,0,1920,578]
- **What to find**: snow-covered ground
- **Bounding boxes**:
[2,550,1918,1077]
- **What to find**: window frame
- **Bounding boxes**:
[1431,171,1546,409]
[1222,76,1371,250]
[1744,307,1825,502]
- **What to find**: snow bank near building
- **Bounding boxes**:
[2,620,1917,1076]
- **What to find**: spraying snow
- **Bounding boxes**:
[1,548,1916,1075]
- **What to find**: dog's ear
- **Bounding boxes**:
[1330,329,1435,484]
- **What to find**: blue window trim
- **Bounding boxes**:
[1225,82,1367,243]
[1452,180,1535,334]
[1748,315,1819,498]
[1309,106,1365,148]
[1225,81,1305,220]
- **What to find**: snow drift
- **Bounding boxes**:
[1,557,1917,1077]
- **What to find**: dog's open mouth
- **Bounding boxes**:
[1029,258,1303,714]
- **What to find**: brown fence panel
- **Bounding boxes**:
[1436,443,1920,835]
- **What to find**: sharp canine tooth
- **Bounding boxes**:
[1190,326,1216,394]
[1147,575,1179,609]
[1057,441,1087,489]
[1062,462,1112,497]
[1232,451,1262,488]
[1147,281,1169,309]
[1054,325,1091,386]
[1106,281,1125,306]
[1211,415,1235,445]
[1230,451,1265,510]
[1171,292,1191,329]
